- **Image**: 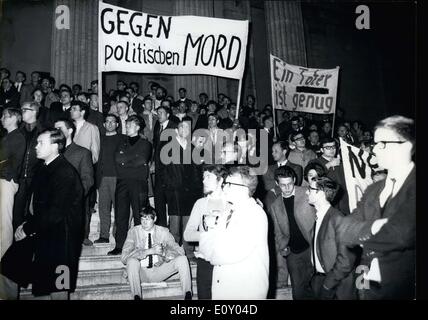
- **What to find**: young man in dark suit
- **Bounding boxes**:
[338,115,415,300]
[108,115,152,255]
[269,166,316,300]
[54,119,94,246]
[152,105,178,227]
[306,177,357,300]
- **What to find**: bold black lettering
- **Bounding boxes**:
[213,34,227,68]
[117,10,129,35]
[147,49,154,63]
[101,8,114,34]
[130,12,143,36]
[157,16,171,39]
[183,34,204,66]
[348,146,367,179]
[104,45,113,64]
[273,58,282,81]
[114,46,124,61]
[201,35,215,66]
[226,36,241,70]
[145,14,157,38]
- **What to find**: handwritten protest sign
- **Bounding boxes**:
[99,2,249,79]
[340,138,382,212]
[270,54,339,114]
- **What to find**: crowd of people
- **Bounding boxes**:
[0,67,415,300]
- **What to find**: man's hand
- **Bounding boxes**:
[319,284,335,300]
[152,244,164,256]
[15,224,27,241]
[371,218,388,235]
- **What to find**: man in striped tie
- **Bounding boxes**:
[121,206,192,300]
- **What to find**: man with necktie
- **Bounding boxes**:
[338,115,415,300]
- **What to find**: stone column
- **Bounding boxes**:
[51,0,98,90]
[173,0,218,101]
[264,1,307,66]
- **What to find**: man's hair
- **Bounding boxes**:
[59,84,72,93]
[16,70,26,80]
[179,87,187,93]
[71,100,90,120]
[60,87,72,95]
[247,94,255,100]
[228,165,258,197]
[304,162,326,182]
[207,100,218,108]
[320,137,336,148]
[375,115,415,154]
[199,92,208,99]
[90,80,98,86]
[117,100,129,109]
[208,113,220,121]
[3,107,22,124]
[157,105,171,116]
[72,83,82,91]
[31,71,40,78]
[150,81,160,90]
[0,68,10,77]
[274,165,297,182]
[21,101,40,117]
[203,164,228,181]
[291,116,299,123]
[129,81,139,89]
[56,118,76,140]
[262,115,272,124]
[104,113,119,123]
[40,128,66,153]
[308,129,319,137]
[290,131,304,141]
[140,206,157,219]
[313,176,340,203]
[160,99,171,107]
[126,114,145,131]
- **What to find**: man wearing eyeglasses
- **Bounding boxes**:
[338,115,415,300]
[288,132,317,171]
[306,177,357,300]
[269,166,316,299]
[198,166,269,299]
[308,137,350,216]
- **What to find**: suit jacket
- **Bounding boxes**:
[0,86,19,108]
[269,186,316,254]
[121,224,185,266]
[22,155,84,295]
[64,142,94,196]
[153,120,178,175]
[130,97,144,115]
[141,112,158,143]
[313,206,357,299]
[48,102,71,125]
[338,167,416,299]
[73,120,100,164]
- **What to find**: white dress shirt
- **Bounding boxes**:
[313,203,330,273]
[139,230,159,268]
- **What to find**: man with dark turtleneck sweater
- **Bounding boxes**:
[108,115,152,255]
[13,102,45,231]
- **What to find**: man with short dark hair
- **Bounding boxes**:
[122,206,192,300]
[55,118,94,247]
[269,166,315,300]
[48,89,73,124]
[288,132,317,171]
[108,115,152,255]
[153,105,178,227]
[70,100,100,164]
[306,177,357,300]
[338,115,416,300]
[94,114,126,243]
[0,78,19,108]
[308,137,350,215]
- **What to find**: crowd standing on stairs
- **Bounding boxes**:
[0,70,416,300]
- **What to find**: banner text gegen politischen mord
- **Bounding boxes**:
[99,2,249,80]
[270,54,339,114]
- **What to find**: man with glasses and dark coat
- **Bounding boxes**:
[338,115,415,300]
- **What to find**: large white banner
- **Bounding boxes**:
[99,2,249,79]
[340,138,381,212]
[270,54,339,114]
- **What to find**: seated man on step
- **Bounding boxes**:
[121,206,192,300]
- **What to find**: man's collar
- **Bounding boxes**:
[315,203,331,221]
[282,189,295,199]
[45,154,60,166]
[277,159,288,167]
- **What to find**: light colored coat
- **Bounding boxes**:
[73,120,100,164]
[199,197,269,299]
